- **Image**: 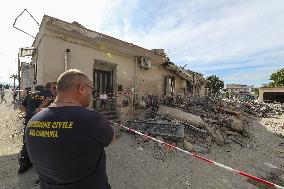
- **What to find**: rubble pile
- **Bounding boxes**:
[262,121,284,138]
[222,98,284,118]
[126,96,283,154]
[125,97,247,153]
[160,97,252,149]
[162,95,284,118]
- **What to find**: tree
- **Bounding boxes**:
[9,74,18,89]
[206,75,224,96]
[252,88,259,96]
[269,68,284,87]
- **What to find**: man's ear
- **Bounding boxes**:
[77,84,85,95]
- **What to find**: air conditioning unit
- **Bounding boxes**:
[139,57,151,69]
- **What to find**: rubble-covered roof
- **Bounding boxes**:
[163,61,204,81]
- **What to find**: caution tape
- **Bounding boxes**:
[93,97,115,100]
[96,92,135,95]
[111,121,284,189]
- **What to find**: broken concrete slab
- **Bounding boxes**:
[158,105,208,128]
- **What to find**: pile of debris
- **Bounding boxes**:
[125,119,185,139]
[222,98,284,118]
[162,95,284,118]
[125,96,283,154]
[125,97,253,153]
[157,102,251,150]
[262,121,284,138]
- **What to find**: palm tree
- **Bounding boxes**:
[9,74,18,89]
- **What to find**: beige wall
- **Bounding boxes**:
[35,34,47,86]
[36,34,188,97]
[37,35,137,88]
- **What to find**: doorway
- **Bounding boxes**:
[93,69,114,110]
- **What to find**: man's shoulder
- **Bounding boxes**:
[75,109,108,124]
[44,107,102,117]
[83,108,104,118]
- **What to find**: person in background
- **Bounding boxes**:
[18,84,53,174]
[0,88,7,103]
[12,89,18,102]
[35,82,57,113]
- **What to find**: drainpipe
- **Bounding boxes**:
[64,49,70,71]
[193,73,195,98]
[17,52,21,100]
[134,57,137,107]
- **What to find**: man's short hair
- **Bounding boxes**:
[57,69,90,92]
[45,82,52,90]
[35,85,44,91]
[45,82,57,90]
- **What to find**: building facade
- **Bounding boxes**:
[20,15,206,120]
[226,84,254,99]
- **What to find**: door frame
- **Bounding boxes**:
[93,59,118,109]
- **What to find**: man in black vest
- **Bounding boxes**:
[26,69,115,189]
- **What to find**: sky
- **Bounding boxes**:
[0,0,283,87]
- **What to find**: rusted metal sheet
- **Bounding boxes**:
[126,120,185,139]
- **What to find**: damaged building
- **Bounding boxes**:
[226,84,254,100]
[19,15,206,121]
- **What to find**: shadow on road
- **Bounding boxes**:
[0,153,39,189]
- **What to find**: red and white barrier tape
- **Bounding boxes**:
[93,98,111,100]
[96,92,135,95]
[111,121,284,189]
